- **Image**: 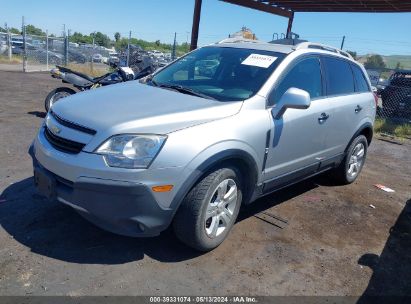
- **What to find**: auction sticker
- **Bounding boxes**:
[241,54,277,68]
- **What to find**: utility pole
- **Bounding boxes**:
[127,30,131,66]
[172,32,177,61]
[65,29,70,66]
[46,30,49,70]
[5,22,12,61]
[92,31,96,48]
[340,35,346,50]
[22,16,27,72]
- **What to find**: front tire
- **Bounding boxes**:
[173,167,242,252]
[44,87,76,112]
[331,135,368,184]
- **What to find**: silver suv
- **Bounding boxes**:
[30,40,376,251]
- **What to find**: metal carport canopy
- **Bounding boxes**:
[190,0,411,50]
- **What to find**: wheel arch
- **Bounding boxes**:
[345,122,373,153]
[169,149,259,214]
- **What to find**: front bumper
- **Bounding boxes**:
[29,144,174,237]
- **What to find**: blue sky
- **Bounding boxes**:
[1,0,410,55]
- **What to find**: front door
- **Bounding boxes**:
[263,56,332,190]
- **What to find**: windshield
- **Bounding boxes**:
[151,46,285,101]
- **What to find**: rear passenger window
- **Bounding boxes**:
[322,57,355,96]
[269,57,323,106]
[351,64,370,92]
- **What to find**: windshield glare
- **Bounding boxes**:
[152,46,285,101]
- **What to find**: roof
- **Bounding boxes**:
[213,38,296,53]
[221,0,411,18]
[211,39,357,61]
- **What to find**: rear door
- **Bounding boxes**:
[320,56,372,158]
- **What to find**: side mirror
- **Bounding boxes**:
[271,87,311,120]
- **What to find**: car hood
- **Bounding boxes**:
[51,81,242,135]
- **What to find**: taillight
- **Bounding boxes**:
[373,93,379,107]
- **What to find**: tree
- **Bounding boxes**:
[25,24,45,36]
[346,50,357,60]
[9,27,21,35]
[364,55,386,69]
[0,26,5,32]
[114,37,129,50]
[155,40,160,46]
[395,62,402,70]
[114,32,121,42]
[70,32,92,44]
[93,31,111,47]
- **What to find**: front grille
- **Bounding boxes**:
[44,127,85,154]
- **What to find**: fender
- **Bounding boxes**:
[169,149,259,213]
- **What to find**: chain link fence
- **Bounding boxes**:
[0,31,114,75]
[0,31,173,76]
[366,68,411,138]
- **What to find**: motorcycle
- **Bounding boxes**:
[44,64,154,112]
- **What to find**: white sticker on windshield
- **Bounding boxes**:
[241,54,277,68]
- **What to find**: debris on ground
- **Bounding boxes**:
[254,211,288,229]
[369,204,376,209]
[374,184,395,193]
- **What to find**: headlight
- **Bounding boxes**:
[95,134,167,169]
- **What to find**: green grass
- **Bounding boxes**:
[384,55,411,70]
[374,117,411,139]
[0,55,22,64]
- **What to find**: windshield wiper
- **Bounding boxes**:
[157,83,217,100]
[144,75,158,87]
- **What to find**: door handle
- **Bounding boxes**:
[318,112,330,123]
[355,105,363,113]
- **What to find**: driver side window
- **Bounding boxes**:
[268,57,323,106]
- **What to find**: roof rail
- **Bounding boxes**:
[294,42,353,60]
[217,37,264,44]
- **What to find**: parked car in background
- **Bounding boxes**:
[151,50,164,58]
[108,54,120,67]
[30,40,375,252]
[91,54,102,63]
[12,42,63,64]
[0,41,7,55]
[68,49,87,64]
[116,45,158,73]
[380,70,411,119]
[376,77,389,94]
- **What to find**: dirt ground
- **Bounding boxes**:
[0,70,410,298]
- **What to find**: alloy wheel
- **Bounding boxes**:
[204,179,238,238]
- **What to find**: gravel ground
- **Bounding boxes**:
[0,71,410,297]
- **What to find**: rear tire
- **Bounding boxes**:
[44,87,76,112]
[173,167,242,252]
[330,135,368,184]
